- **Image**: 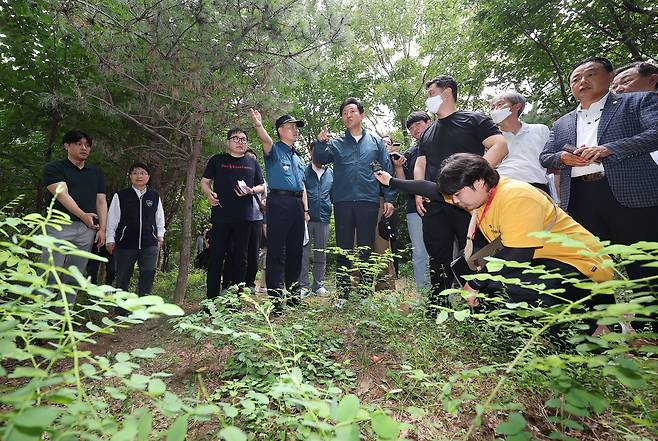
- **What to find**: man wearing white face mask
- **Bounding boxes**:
[413,75,508,315]
[490,92,551,194]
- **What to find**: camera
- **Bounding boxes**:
[370,160,382,173]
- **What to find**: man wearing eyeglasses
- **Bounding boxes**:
[201,127,266,300]
[251,109,310,313]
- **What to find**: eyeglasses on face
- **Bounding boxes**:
[229,136,249,144]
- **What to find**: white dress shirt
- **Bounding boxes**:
[571,93,607,178]
[312,163,326,180]
[497,122,549,184]
[106,186,166,244]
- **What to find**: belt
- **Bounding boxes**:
[573,171,605,182]
[270,189,303,198]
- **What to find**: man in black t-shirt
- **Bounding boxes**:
[41,129,107,306]
[201,127,266,299]
[413,76,508,313]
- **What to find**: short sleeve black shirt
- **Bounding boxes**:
[42,159,106,221]
[418,111,501,182]
[202,153,264,223]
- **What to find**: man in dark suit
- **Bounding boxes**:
[540,56,658,331]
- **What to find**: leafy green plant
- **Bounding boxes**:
[175,288,405,439]
[427,234,658,440]
[0,200,246,440]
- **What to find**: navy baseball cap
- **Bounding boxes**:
[275,114,305,129]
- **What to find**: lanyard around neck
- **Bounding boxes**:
[468,185,497,240]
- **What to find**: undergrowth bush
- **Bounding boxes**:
[174,235,657,440]
[3,192,656,441]
[0,197,246,441]
[174,289,406,440]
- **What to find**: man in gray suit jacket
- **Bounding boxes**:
[540,56,658,331]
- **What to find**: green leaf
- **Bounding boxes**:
[219,426,247,441]
[106,387,127,400]
[193,404,220,416]
[86,321,102,332]
[148,378,167,396]
[454,309,470,321]
[165,415,188,441]
[336,394,360,422]
[45,388,77,405]
[240,399,256,413]
[0,319,18,333]
[371,413,400,440]
[496,412,526,435]
[13,407,61,428]
[116,352,131,362]
[638,345,658,354]
[7,425,43,441]
[405,406,426,418]
[222,404,239,418]
[335,423,360,441]
[81,363,97,377]
[291,367,303,384]
[131,347,166,358]
[561,418,585,430]
[507,433,531,441]
[146,304,185,316]
[435,310,449,324]
[137,412,153,441]
[604,303,643,316]
[9,367,48,378]
[545,398,562,408]
[564,403,589,418]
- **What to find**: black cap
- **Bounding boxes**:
[275,114,305,129]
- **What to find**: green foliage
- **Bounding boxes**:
[470,0,658,115]
[412,233,658,440]
[174,288,404,439]
[0,202,245,440]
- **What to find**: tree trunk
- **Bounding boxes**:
[37,113,61,211]
[173,103,204,303]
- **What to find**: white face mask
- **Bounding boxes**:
[490,107,512,124]
[425,94,443,114]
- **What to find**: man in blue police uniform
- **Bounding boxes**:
[251,109,310,312]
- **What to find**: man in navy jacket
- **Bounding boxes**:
[300,142,334,296]
[315,97,396,305]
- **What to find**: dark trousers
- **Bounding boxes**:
[568,177,658,331]
[480,258,612,336]
[266,193,304,301]
[245,221,262,288]
[422,201,470,306]
[334,201,380,298]
[207,222,250,299]
[86,245,116,286]
[114,246,159,295]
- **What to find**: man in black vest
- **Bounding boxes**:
[106,163,165,297]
